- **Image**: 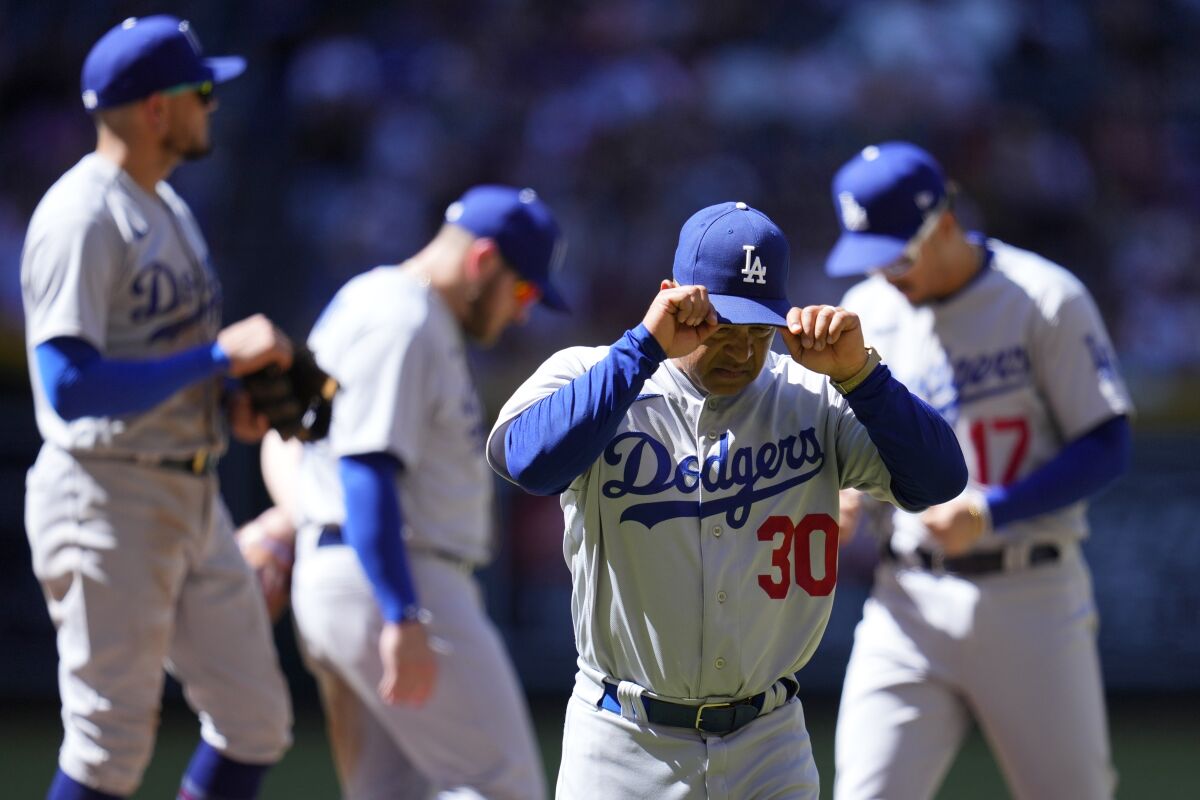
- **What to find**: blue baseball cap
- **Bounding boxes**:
[445,185,569,311]
[81,15,246,111]
[825,142,948,277]
[672,201,792,326]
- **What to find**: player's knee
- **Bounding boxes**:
[207,680,293,764]
[254,694,294,763]
[247,686,294,763]
[59,714,158,796]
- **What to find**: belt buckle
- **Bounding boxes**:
[190,450,211,474]
[1002,543,1025,571]
[695,701,733,731]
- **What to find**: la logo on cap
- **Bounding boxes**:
[741,245,766,284]
[838,192,869,231]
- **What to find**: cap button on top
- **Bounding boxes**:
[735,201,748,210]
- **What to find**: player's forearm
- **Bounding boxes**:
[260,430,305,519]
[985,414,1130,527]
[338,453,421,623]
[36,336,229,421]
[844,364,968,510]
[505,324,665,495]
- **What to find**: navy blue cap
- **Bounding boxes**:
[445,185,569,311]
[81,16,246,111]
[825,142,947,277]
[672,202,791,326]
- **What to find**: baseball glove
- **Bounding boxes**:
[242,346,338,441]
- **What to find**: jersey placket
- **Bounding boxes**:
[695,394,740,697]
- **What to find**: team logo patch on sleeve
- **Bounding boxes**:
[1085,334,1116,379]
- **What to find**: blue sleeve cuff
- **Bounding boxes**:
[211,341,231,371]
[630,322,668,362]
[338,453,419,622]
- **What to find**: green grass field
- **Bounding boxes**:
[3,693,1196,798]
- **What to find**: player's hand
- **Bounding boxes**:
[217,314,294,377]
[236,506,295,622]
[225,388,271,443]
[378,620,437,706]
[921,495,987,557]
[838,489,863,544]
[641,281,719,358]
[779,305,868,382]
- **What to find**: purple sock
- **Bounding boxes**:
[177,742,270,800]
[47,769,123,800]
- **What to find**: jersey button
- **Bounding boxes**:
[706,430,718,440]
[715,657,726,669]
[712,525,723,537]
[717,591,727,603]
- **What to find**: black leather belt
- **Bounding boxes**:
[884,540,1060,576]
[157,451,219,475]
[91,450,219,475]
[316,525,473,570]
[600,677,799,735]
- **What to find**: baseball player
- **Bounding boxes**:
[825,143,1133,799]
[20,16,294,800]
[487,201,968,799]
[263,186,566,799]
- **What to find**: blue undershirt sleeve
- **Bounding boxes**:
[844,364,968,510]
[505,324,666,495]
[36,336,229,421]
[338,452,418,623]
[986,415,1131,528]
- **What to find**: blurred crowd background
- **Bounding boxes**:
[1,0,1198,793]
[4,1,1200,390]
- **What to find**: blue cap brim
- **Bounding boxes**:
[709,294,791,326]
[539,281,570,313]
[824,231,907,277]
[205,56,246,84]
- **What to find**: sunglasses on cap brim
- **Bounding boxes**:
[162,80,215,105]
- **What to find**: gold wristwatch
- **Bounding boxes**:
[832,347,882,396]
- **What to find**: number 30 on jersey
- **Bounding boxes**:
[757,514,839,599]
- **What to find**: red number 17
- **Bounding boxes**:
[969,417,1030,485]
[757,513,839,599]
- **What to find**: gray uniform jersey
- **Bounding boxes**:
[488,347,898,701]
[298,266,492,564]
[842,239,1132,553]
[20,153,224,456]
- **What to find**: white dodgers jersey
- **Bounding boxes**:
[842,239,1133,553]
[21,154,224,456]
[489,347,899,701]
[297,266,493,565]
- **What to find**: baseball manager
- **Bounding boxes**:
[487,201,968,799]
